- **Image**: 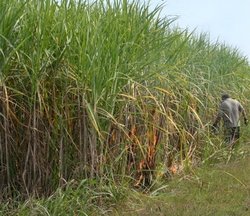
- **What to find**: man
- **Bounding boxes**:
[212,93,248,146]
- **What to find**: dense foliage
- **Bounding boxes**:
[0,0,249,202]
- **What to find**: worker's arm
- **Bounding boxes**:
[212,115,221,129]
[211,110,222,133]
[239,103,248,125]
[242,109,248,125]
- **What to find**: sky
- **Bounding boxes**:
[147,0,250,62]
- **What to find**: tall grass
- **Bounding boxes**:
[0,0,249,200]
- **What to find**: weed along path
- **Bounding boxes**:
[111,143,250,216]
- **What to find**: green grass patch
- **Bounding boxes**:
[2,144,250,215]
[110,144,250,216]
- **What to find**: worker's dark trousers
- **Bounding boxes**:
[224,126,240,145]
